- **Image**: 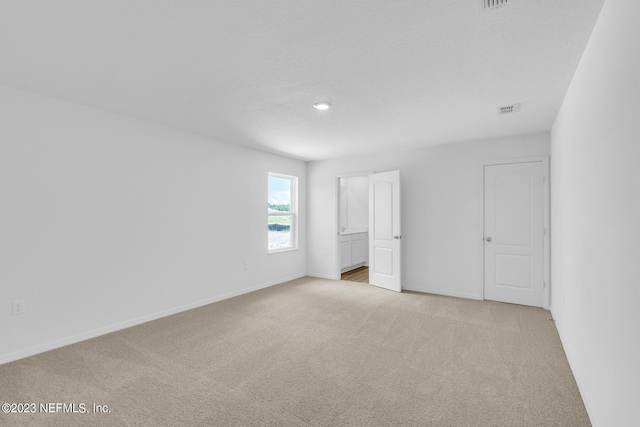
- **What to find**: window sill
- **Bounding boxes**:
[268,247,298,254]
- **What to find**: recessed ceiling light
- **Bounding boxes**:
[313,102,332,111]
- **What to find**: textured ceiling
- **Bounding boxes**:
[0,0,604,161]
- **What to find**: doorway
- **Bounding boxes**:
[337,173,370,283]
[336,170,402,292]
[482,159,549,308]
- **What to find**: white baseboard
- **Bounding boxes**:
[402,286,482,301]
[0,274,305,365]
[306,273,336,280]
[341,262,367,273]
[550,311,594,425]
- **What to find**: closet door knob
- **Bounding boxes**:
[485,237,492,242]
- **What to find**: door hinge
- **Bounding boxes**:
[543,281,546,289]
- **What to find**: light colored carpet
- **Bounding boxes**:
[0,277,590,426]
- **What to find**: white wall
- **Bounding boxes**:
[339,178,348,229]
[550,0,640,425]
[346,176,368,231]
[307,133,550,297]
[0,85,306,363]
[339,176,368,231]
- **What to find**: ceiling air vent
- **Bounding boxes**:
[497,103,521,115]
[479,0,511,11]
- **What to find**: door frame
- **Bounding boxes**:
[334,171,373,281]
[478,156,550,309]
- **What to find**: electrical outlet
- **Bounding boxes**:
[12,300,25,315]
[244,261,250,270]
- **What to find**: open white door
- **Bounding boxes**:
[369,170,401,292]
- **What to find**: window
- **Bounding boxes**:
[268,173,297,252]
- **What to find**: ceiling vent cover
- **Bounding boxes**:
[479,0,511,11]
[497,103,521,115]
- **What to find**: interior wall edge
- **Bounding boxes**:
[548,311,595,424]
[0,84,307,364]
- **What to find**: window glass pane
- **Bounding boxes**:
[268,215,291,250]
[268,175,291,213]
[268,173,296,252]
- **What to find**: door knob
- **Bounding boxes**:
[485,237,492,242]
[394,235,401,240]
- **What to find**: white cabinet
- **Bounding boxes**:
[341,236,352,269]
[340,232,368,272]
[351,233,367,265]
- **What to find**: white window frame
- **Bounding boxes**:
[268,172,298,253]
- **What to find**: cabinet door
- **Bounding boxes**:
[341,239,352,268]
[351,234,368,265]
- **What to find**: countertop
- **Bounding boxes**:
[339,229,368,235]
